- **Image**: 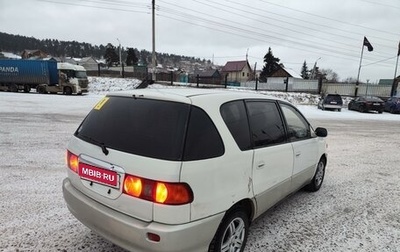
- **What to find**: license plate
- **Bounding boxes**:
[79,163,119,187]
[330,101,337,104]
[373,103,380,106]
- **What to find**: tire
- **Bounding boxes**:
[390,107,396,114]
[209,209,249,252]
[37,86,47,94]
[338,108,342,112]
[9,84,18,92]
[64,87,72,95]
[305,158,326,192]
[378,110,383,114]
[23,85,31,93]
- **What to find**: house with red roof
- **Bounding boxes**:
[221,60,253,85]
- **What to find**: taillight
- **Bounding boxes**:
[67,150,79,173]
[123,175,193,205]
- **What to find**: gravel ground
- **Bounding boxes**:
[0,92,399,252]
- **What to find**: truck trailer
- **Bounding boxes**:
[0,59,88,95]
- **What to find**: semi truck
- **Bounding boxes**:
[0,59,88,95]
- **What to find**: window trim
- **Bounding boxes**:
[278,101,314,142]
[244,99,288,149]
[220,100,252,151]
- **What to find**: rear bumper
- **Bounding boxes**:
[62,178,223,252]
[365,105,383,111]
[323,104,342,110]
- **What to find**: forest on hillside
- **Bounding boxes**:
[0,32,210,67]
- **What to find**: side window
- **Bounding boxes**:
[183,106,224,161]
[246,101,286,148]
[220,100,251,151]
[280,103,311,141]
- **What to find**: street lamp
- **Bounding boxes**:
[117,38,122,76]
[311,57,321,79]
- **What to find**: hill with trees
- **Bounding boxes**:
[0,32,211,69]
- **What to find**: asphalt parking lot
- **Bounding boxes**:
[0,97,399,252]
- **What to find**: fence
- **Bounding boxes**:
[320,83,399,98]
[87,69,399,98]
[241,78,320,93]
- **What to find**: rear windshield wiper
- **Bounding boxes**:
[77,134,109,156]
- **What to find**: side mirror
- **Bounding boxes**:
[315,127,328,137]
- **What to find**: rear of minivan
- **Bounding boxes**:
[63,88,327,252]
[63,91,244,252]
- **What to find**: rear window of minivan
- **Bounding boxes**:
[75,96,224,161]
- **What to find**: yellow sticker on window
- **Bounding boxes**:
[94,97,110,110]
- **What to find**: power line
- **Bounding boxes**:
[196,0,395,58]
[38,0,150,14]
[362,56,397,67]
[256,0,400,37]
[158,2,397,67]
[359,0,400,10]
[224,0,396,50]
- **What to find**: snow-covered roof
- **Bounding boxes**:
[283,67,303,79]
[1,52,21,59]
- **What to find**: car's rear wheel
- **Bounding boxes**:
[209,209,249,252]
[360,105,367,113]
[305,158,326,192]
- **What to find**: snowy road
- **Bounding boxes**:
[1,90,399,252]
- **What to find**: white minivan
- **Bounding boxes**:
[63,88,328,252]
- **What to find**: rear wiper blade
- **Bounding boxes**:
[79,135,109,156]
[100,143,109,156]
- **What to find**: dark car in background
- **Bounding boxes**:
[348,96,384,113]
[384,96,400,114]
[317,94,343,111]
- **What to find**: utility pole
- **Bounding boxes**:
[117,38,122,76]
[151,0,156,81]
[391,41,400,97]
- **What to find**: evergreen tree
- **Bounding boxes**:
[301,60,309,79]
[104,43,119,67]
[260,47,281,81]
[126,47,138,66]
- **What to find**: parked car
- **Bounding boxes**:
[384,96,400,114]
[63,88,328,252]
[348,96,384,113]
[317,94,343,111]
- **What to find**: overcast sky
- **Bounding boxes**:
[1,0,399,83]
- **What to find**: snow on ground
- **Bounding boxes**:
[4,76,397,122]
[0,76,399,252]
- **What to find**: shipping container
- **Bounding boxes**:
[0,59,58,92]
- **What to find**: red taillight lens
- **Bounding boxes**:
[123,175,193,205]
[67,150,79,173]
[123,176,142,197]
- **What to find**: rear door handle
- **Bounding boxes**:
[295,152,301,157]
[257,162,265,169]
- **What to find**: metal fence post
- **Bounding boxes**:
[255,77,258,91]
